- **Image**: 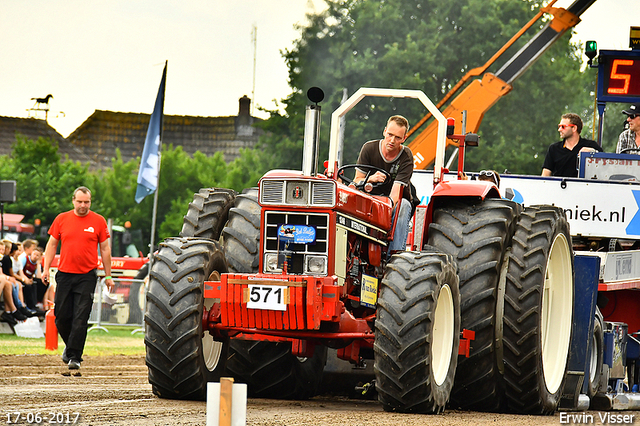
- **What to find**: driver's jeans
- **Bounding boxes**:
[389,198,412,253]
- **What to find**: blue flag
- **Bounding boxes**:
[135,62,167,203]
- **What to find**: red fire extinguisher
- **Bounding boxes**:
[45,309,58,351]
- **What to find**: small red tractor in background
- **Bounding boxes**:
[144,87,574,414]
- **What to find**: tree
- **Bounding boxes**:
[252,0,594,175]
[0,137,232,251]
[132,146,231,244]
[0,135,91,225]
[466,34,594,174]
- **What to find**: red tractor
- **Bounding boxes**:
[144,88,574,414]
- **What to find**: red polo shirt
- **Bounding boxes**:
[48,210,110,274]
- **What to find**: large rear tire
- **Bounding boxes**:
[144,237,229,400]
[502,205,574,414]
[375,251,460,413]
[220,189,260,273]
[427,199,521,411]
[180,188,237,240]
[227,340,328,399]
[221,188,327,399]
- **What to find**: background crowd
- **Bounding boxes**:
[0,238,52,326]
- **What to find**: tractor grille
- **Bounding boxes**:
[260,179,335,207]
[261,180,284,204]
[263,211,329,275]
[311,181,335,205]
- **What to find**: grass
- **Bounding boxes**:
[0,325,145,356]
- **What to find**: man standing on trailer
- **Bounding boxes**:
[42,186,114,371]
[616,104,640,154]
[353,115,413,253]
[541,113,602,177]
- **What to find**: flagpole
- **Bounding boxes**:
[135,61,167,261]
[149,151,161,257]
[148,62,166,258]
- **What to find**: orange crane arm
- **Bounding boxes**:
[407,0,592,170]
[410,74,511,168]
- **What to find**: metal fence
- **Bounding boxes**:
[88,277,146,334]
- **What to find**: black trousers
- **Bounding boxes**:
[22,282,38,309]
[54,270,98,362]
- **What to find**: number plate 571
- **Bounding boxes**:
[246,285,287,311]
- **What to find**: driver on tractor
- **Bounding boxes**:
[353,115,414,254]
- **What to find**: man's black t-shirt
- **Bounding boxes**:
[356,139,413,200]
[542,137,602,177]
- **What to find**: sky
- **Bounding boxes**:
[0,0,638,138]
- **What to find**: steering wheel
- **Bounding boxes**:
[620,147,640,154]
[337,164,391,192]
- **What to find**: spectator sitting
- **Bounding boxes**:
[1,241,35,318]
[18,239,43,313]
[17,239,37,274]
[0,242,26,324]
[22,246,45,317]
[12,242,31,289]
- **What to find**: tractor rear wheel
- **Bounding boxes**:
[226,340,328,399]
[502,205,574,414]
[180,188,237,240]
[375,251,460,413]
[221,189,260,273]
[221,187,327,399]
[427,199,521,411]
[144,237,229,400]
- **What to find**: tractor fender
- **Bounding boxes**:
[417,180,501,247]
[432,179,500,199]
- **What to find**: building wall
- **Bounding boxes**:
[0,96,263,170]
[0,116,93,164]
[67,110,263,169]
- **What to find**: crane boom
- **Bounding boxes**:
[408,0,597,170]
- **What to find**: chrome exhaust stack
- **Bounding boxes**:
[302,87,324,176]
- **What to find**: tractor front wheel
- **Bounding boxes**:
[144,237,229,400]
[375,251,460,413]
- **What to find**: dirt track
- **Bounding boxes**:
[1,354,638,425]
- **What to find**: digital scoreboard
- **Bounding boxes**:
[597,50,640,103]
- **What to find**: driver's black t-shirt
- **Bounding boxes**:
[356,139,413,200]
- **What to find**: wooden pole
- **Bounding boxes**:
[219,377,234,426]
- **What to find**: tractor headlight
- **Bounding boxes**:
[264,253,282,273]
[305,255,327,275]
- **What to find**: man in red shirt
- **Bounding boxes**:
[42,186,114,371]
